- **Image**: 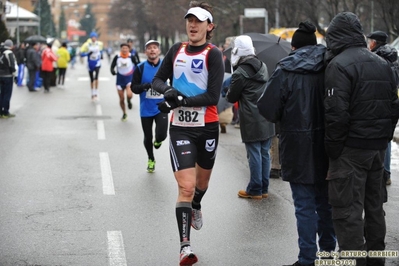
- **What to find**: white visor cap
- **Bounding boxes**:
[145,40,160,48]
[184,7,213,23]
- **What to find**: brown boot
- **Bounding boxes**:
[220,123,227,133]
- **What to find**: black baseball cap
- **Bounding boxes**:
[366,31,388,43]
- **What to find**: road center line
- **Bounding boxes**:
[97,121,106,140]
[100,152,115,195]
[107,231,127,266]
[96,104,102,116]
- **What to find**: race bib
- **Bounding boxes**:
[172,107,205,127]
[145,88,163,99]
[90,52,98,60]
[117,62,128,68]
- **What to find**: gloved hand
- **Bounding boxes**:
[88,51,93,57]
[14,77,18,85]
[163,87,182,102]
[111,69,116,75]
[157,100,179,113]
[143,83,152,91]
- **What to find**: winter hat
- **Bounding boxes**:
[4,39,13,49]
[291,21,317,49]
[366,30,388,44]
[90,32,98,38]
[230,35,255,67]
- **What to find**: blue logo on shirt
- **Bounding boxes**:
[191,59,204,73]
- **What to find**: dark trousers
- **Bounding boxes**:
[58,68,66,85]
[27,69,36,91]
[0,76,13,115]
[41,71,52,92]
[327,146,386,266]
[140,112,168,161]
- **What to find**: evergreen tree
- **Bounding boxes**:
[59,9,67,39]
[33,0,56,37]
[79,3,97,43]
[0,20,10,43]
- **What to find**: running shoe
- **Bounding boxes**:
[153,140,162,149]
[191,209,203,230]
[179,246,198,266]
[121,114,128,122]
[127,99,132,109]
[147,159,155,173]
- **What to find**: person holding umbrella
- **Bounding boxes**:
[257,21,336,266]
[25,42,41,92]
[225,35,275,200]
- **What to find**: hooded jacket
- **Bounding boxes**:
[257,44,327,184]
[226,56,275,142]
[372,44,399,86]
[324,12,398,159]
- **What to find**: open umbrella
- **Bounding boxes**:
[25,35,47,44]
[223,32,292,75]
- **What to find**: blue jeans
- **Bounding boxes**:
[244,139,272,195]
[290,182,336,265]
[0,76,14,115]
[17,63,25,86]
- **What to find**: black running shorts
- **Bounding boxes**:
[169,122,219,172]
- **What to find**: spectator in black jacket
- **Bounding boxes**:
[324,12,398,266]
[14,42,26,87]
[367,30,399,187]
[25,43,41,92]
[257,22,336,266]
[0,39,17,118]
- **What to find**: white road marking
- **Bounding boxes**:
[77,77,110,81]
[97,121,106,140]
[96,104,103,116]
[107,231,127,266]
[100,152,115,195]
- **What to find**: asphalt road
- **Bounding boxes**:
[0,59,398,266]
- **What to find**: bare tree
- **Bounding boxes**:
[107,0,398,53]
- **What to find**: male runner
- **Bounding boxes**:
[152,2,224,265]
[131,40,167,171]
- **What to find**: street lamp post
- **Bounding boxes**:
[16,0,19,44]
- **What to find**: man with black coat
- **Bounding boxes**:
[367,30,399,187]
[324,12,398,266]
[0,39,18,118]
[257,21,336,266]
[25,43,41,92]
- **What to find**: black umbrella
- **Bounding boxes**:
[223,32,292,75]
[25,35,47,44]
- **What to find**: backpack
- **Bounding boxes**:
[0,49,16,75]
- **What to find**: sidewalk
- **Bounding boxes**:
[394,124,399,143]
